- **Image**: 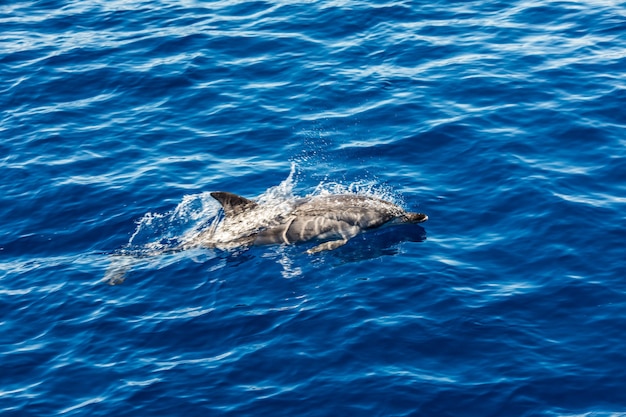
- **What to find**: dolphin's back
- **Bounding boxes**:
[294,195,401,227]
[254,194,401,246]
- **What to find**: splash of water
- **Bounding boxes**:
[256,162,298,205]
[310,180,397,201]
[125,192,220,252]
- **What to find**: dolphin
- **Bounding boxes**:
[104,191,428,284]
[200,191,428,253]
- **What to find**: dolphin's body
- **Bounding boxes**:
[104,191,428,284]
[200,192,428,253]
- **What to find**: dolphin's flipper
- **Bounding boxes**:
[211,192,257,217]
[306,239,348,254]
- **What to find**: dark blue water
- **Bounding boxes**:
[2,0,626,415]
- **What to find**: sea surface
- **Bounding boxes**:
[2,0,626,416]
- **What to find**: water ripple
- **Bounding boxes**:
[2,0,626,415]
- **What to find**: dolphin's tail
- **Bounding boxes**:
[103,254,136,285]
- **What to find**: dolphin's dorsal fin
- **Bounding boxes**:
[211,191,257,217]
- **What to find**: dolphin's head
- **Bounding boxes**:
[400,212,428,224]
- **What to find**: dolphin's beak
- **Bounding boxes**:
[404,213,428,223]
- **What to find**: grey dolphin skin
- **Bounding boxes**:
[208,191,428,254]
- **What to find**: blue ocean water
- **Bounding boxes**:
[2,0,626,415]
